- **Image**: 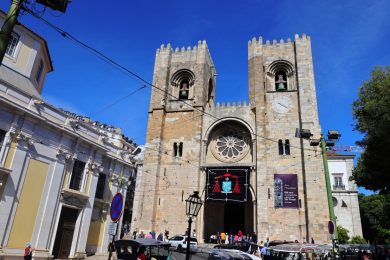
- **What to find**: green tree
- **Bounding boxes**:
[358,194,390,244]
[337,226,350,244]
[352,66,390,193]
[349,236,367,244]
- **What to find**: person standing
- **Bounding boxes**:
[220,232,226,244]
[24,242,32,260]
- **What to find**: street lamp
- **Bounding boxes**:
[185,191,203,260]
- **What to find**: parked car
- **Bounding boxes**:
[113,238,171,260]
[168,235,198,252]
[208,249,260,260]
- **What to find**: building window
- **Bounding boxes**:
[0,129,7,150]
[170,69,195,100]
[173,142,183,157]
[278,140,284,155]
[278,139,290,155]
[333,175,345,190]
[208,79,214,102]
[179,79,189,100]
[275,71,287,91]
[69,160,86,191]
[284,139,290,155]
[6,32,20,57]
[95,173,106,199]
[36,59,44,83]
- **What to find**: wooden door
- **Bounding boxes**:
[57,222,75,258]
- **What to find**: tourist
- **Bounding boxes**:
[192,229,196,237]
[137,246,146,260]
[24,242,32,260]
[220,232,226,244]
[225,233,229,245]
[157,233,163,241]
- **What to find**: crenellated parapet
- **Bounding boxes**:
[206,100,250,111]
[248,34,311,59]
[155,40,215,67]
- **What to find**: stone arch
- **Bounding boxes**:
[203,117,255,141]
[266,60,296,91]
[204,118,254,164]
[170,69,196,87]
[267,59,295,77]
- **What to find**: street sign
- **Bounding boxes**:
[328,220,335,234]
[110,193,123,223]
[108,222,118,236]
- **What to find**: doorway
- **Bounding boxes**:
[203,199,253,241]
[224,202,245,234]
[52,207,79,259]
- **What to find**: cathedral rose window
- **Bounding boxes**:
[211,130,250,163]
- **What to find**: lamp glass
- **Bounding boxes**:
[185,191,202,218]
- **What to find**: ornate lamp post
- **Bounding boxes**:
[185,191,203,260]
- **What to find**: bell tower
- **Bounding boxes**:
[132,41,216,234]
[248,34,330,242]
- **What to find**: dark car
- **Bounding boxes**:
[208,249,259,260]
[113,238,171,260]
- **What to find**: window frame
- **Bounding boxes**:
[95,173,107,199]
[35,59,44,83]
[5,32,20,58]
[69,159,86,191]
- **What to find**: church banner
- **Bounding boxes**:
[206,168,249,202]
[274,174,298,208]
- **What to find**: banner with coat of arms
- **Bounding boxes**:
[206,168,249,202]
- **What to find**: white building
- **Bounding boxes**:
[0,10,138,259]
[328,152,363,238]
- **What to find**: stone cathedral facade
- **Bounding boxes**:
[131,34,331,243]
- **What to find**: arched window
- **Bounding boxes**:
[208,79,214,102]
[179,79,189,100]
[285,139,290,155]
[275,71,287,91]
[173,143,178,157]
[178,142,183,157]
[278,140,284,155]
[170,69,195,100]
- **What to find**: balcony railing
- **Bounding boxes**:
[333,184,345,190]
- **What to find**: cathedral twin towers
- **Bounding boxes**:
[131,34,330,243]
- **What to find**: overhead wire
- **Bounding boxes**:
[23,7,320,166]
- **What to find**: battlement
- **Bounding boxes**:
[155,40,214,67]
[207,101,250,111]
[248,33,311,47]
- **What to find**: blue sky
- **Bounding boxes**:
[1,0,389,193]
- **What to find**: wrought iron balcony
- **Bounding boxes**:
[333,184,345,190]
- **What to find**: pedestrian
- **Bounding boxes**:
[133,229,138,239]
[192,229,196,237]
[157,233,163,241]
[260,243,267,259]
[265,237,270,247]
[145,232,153,239]
[137,246,146,260]
[311,237,315,244]
[220,232,226,244]
[24,242,32,260]
[225,233,229,245]
[164,230,170,241]
[217,232,221,244]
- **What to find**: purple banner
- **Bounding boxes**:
[274,174,298,208]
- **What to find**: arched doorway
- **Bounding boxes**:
[203,184,254,241]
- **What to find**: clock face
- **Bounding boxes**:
[272,96,293,113]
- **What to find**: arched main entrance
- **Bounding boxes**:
[203,167,254,241]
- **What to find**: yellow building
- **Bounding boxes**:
[0,10,138,259]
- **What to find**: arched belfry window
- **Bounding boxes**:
[170,69,196,100]
[267,60,295,91]
[275,71,287,91]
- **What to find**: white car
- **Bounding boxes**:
[168,235,198,252]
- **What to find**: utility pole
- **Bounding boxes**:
[320,134,338,239]
[0,0,25,65]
